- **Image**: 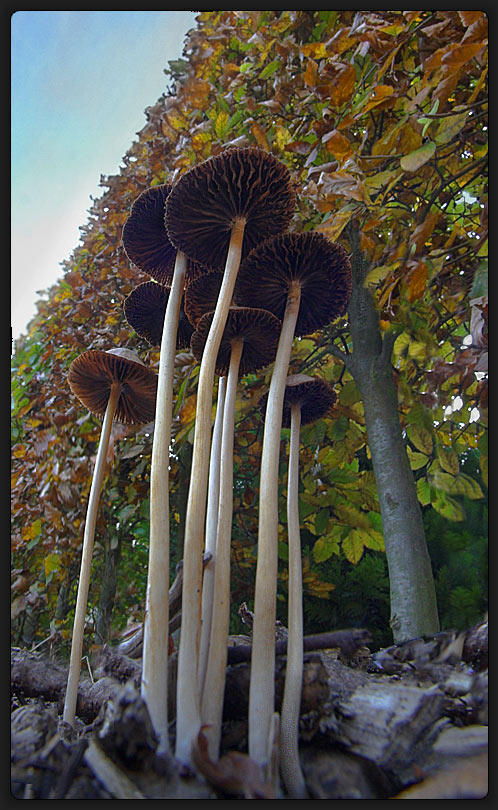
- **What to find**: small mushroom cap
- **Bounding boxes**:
[122,184,209,286]
[184,271,225,327]
[234,232,352,337]
[68,348,157,425]
[164,147,296,270]
[190,306,281,376]
[124,281,194,349]
[259,373,337,427]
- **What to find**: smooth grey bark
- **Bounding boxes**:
[337,224,439,643]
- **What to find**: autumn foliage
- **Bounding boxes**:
[11,11,487,651]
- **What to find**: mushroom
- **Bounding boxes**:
[164,147,295,765]
[234,231,352,766]
[198,373,227,695]
[122,184,207,753]
[184,270,224,328]
[190,306,282,760]
[63,348,157,727]
[260,374,337,798]
[124,280,194,350]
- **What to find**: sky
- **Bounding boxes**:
[11,10,197,344]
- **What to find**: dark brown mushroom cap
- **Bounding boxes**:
[260,373,337,428]
[190,306,281,376]
[184,271,225,327]
[234,232,352,337]
[122,184,176,285]
[164,147,296,270]
[68,348,157,425]
[124,281,194,349]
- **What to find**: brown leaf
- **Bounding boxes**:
[441,40,486,69]
[405,260,428,303]
[328,63,356,107]
[191,726,276,799]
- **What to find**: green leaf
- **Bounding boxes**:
[436,446,459,475]
[407,424,433,455]
[432,493,465,521]
[314,508,331,535]
[434,110,468,145]
[312,534,340,563]
[417,477,431,506]
[259,59,279,79]
[278,541,289,561]
[400,141,436,172]
[470,261,488,300]
[448,473,484,500]
[339,380,361,406]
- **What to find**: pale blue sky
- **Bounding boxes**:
[11,10,197,342]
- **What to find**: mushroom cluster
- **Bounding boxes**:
[63,147,352,795]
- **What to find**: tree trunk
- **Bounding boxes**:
[344,224,439,643]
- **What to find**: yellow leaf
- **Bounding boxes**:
[180,394,197,425]
[316,207,354,242]
[301,42,327,59]
[342,529,365,565]
[275,125,292,151]
[13,444,27,459]
[215,110,229,139]
[44,553,61,578]
[22,519,43,542]
[408,448,430,470]
[361,84,395,114]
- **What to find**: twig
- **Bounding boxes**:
[83,739,146,799]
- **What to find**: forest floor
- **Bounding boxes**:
[11,616,487,799]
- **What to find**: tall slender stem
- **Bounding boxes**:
[142,250,186,754]
[63,382,121,726]
[198,374,227,694]
[248,283,302,766]
[175,218,246,767]
[280,402,307,798]
[200,338,243,759]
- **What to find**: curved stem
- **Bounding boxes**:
[175,218,246,767]
[200,339,242,759]
[248,282,301,767]
[280,402,307,798]
[142,250,186,754]
[63,382,120,726]
[198,374,227,694]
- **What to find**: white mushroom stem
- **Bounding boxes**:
[175,217,246,767]
[63,381,121,726]
[142,250,187,754]
[200,338,243,759]
[248,281,302,767]
[198,374,227,694]
[280,401,308,798]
